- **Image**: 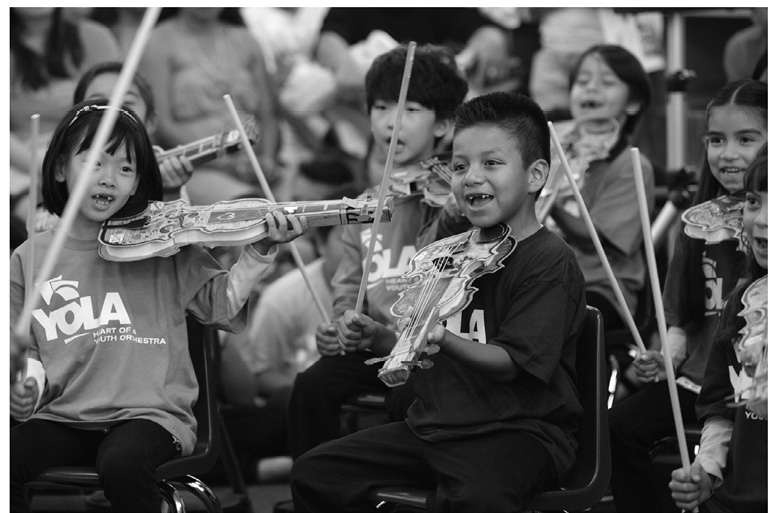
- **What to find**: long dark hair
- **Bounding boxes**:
[713,144,767,346]
[668,80,767,332]
[10,8,84,90]
[41,98,162,217]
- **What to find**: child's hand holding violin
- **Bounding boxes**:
[155,146,194,200]
[251,211,309,255]
[11,376,39,422]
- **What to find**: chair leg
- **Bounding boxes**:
[157,481,185,513]
[168,475,224,513]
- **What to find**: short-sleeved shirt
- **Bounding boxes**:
[406,226,587,482]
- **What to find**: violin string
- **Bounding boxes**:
[390,237,463,366]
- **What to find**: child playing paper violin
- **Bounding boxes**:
[669,144,767,513]
[610,79,767,513]
[287,43,471,460]
[547,44,654,334]
[9,99,307,513]
[290,92,587,512]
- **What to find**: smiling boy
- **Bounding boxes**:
[291,92,587,512]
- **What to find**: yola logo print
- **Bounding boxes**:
[31,276,131,343]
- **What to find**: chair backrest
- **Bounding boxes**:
[156,316,221,479]
[526,305,610,511]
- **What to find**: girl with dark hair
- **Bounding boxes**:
[611,80,767,513]
[549,43,655,332]
[669,143,767,513]
[9,98,307,513]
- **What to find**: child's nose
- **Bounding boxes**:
[97,167,117,187]
[721,140,741,159]
[463,164,483,184]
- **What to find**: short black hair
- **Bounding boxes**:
[41,98,163,217]
[73,61,156,121]
[454,91,551,169]
[365,43,468,121]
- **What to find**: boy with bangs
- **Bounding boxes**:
[287,43,471,460]
[291,92,587,512]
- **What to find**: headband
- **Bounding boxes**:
[68,104,138,127]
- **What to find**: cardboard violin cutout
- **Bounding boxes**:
[731,275,767,415]
[681,193,745,244]
[537,117,621,222]
[389,154,452,207]
[156,114,259,169]
[99,195,393,262]
[368,224,516,387]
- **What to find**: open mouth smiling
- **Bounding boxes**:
[92,194,115,206]
[466,193,494,208]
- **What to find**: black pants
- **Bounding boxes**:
[609,381,700,513]
[287,352,415,460]
[291,421,559,513]
[11,418,178,513]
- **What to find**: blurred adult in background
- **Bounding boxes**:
[723,7,767,82]
[139,8,280,205]
[10,7,120,249]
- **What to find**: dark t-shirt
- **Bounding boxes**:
[406,226,586,481]
[696,292,767,512]
[321,8,492,49]
[663,238,745,384]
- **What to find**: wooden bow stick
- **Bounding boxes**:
[24,114,41,314]
[13,7,162,340]
[355,41,417,314]
[15,114,42,381]
[548,122,646,353]
[631,147,694,500]
[223,94,330,324]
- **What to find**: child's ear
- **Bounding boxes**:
[54,162,67,183]
[625,100,642,116]
[433,118,452,139]
[528,159,549,194]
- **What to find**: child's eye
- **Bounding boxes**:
[485,159,501,167]
[452,162,467,173]
[706,136,724,146]
[120,166,135,174]
[745,194,761,209]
